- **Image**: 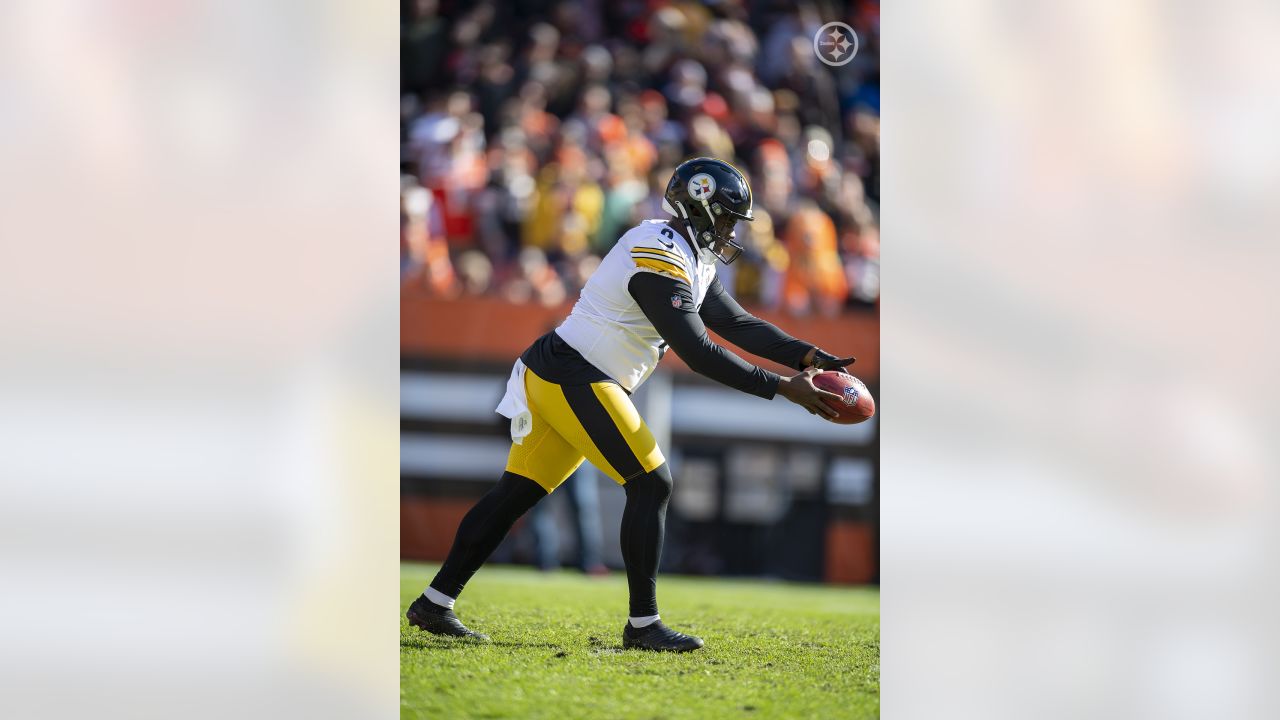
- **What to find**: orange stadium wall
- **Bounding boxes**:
[825,521,878,584]
[402,498,472,560]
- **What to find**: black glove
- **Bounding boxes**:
[808,348,856,371]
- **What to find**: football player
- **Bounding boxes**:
[407,158,855,651]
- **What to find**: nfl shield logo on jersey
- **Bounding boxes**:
[671,294,683,309]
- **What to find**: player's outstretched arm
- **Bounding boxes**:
[629,272,841,417]
[629,272,776,397]
[699,277,855,371]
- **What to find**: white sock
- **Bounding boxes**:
[423,587,456,609]
[628,614,660,628]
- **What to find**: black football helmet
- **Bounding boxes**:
[662,157,753,264]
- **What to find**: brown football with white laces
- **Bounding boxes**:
[812,371,875,425]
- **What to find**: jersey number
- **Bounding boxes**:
[659,227,676,248]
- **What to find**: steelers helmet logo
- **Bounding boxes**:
[688,173,716,201]
[813,22,859,67]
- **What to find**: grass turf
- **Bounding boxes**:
[401,562,879,719]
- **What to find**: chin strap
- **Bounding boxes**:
[698,197,719,245]
[669,207,703,250]
[672,199,724,256]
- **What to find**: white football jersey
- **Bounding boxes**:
[555,219,718,391]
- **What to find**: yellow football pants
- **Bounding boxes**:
[505,368,666,492]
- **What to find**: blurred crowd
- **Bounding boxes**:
[401,0,879,316]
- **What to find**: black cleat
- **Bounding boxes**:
[406,595,490,641]
[622,620,704,652]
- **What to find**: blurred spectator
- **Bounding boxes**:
[754,138,794,220]
[596,156,644,251]
[688,111,736,160]
[779,36,843,147]
[401,179,458,296]
[500,247,567,307]
[456,249,495,296]
[639,90,685,163]
[634,164,677,223]
[408,93,488,246]
[781,203,848,317]
[472,128,537,262]
[842,222,880,308]
[401,0,449,94]
[665,59,708,112]
[401,0,881,313]
[729,208,788,309]
[562,253,602,297]
[523,149,604,257]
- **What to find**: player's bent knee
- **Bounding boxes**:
[652,462,673,495]
[625,463,672,502]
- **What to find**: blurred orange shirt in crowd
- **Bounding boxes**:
[782,206,848,316]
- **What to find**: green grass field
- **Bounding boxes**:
[401,562,879,719]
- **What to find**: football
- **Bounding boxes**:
[812,371,876,425]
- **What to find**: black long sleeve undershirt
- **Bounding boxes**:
[628,271,782,399]
[698,277,814,370]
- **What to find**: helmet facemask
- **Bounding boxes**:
[673,198,748,265]
[701,200,748,264]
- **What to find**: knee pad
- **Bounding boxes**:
[626,463,673,502]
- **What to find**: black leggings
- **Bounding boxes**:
[430,472,547,598]
[428,464,674,618]
[620,463,673,616]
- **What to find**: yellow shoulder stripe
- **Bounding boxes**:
[633,257,691,283]
[632,250,689,278]
[631,245,686,266]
